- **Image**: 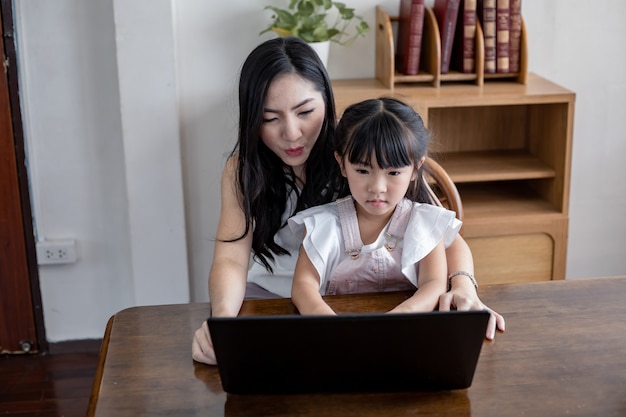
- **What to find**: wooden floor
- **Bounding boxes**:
[0,340,101,417]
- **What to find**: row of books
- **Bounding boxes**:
[395,0,522,75]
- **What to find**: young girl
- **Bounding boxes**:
[290,97,459,314]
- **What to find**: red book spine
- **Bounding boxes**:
[434,0,461,74]
[453,0,477,73]
[396,0,426,75]
[509,0,522,73]
[478,0,496,73]
[496,0,510,73]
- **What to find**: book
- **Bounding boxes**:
[477,0,496,73]
[508,0,522,73]
[452,0,477,73]
[433,0,461,74]
[396,0,426,75]
[495,0,510,73]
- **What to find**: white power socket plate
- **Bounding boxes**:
[36,239,77,265]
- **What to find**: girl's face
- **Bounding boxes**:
[260,73,326,178]
[337,152,420,219]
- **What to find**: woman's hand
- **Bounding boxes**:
[438,286,505,340]
[442,236,505,339]
[192,321,217,365]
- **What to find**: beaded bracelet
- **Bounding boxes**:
[447,270,478,290]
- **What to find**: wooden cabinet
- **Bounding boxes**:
[331,74,575,284]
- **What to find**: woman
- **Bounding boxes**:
[192,37,504,365]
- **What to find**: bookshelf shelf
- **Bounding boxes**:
[375,5,527,88]
[332,73,575,285]
[441,151,556,183]
[459,182,562,218]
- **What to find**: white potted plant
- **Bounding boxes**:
[260,0,369,66]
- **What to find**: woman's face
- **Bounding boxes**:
[260,73,326,178]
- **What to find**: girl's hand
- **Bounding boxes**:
[292,243,336,316]
[438,289,505,340]
[191,321,217,365]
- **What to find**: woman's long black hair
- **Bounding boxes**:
[230,37,339,271]
[334,97,432,203]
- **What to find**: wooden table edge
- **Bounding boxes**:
[87,314,115,416]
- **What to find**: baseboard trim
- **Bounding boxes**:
[49,339,103,354]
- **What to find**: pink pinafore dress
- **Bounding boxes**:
[326,197,417,295]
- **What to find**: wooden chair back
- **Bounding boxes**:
[422,157,463,222]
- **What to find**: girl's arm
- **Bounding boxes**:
[192,157,251,365]
[292,242,336,316]
[388,240,448,313]
[440,235,506,339]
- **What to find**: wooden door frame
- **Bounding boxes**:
[1,0,47,353]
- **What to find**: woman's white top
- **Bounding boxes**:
[246,187,302,298]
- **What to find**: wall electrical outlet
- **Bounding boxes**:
[36,239,78,265]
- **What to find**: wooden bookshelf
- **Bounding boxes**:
[331,74,575,284]
[375,5,528,88]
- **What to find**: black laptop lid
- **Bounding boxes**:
[208,310,489,394]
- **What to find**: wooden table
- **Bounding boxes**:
[88,276,626,417]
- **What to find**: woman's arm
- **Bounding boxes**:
[192,157,252,365]
[439,235,506,339]
[292,243,336,315]
[389,240,448,313]
[208,156,252,317]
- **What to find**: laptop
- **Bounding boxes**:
[207,310,490,394]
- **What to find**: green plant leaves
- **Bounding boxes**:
[261,0,369,45]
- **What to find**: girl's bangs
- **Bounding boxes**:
[346,117,413,168]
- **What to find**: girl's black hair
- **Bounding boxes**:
[334,97,431,202]
[229,37,339,271]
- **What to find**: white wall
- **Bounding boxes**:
[522,1,626,277]
[12,0,626,342]
[14,0,190,342]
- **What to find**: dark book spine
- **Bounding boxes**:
[509,0,522,73]
[478,0,496,73]
[496,0,510,73]
[396,0,426,75]
[434,0,461,74]
[406,1,425,74]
